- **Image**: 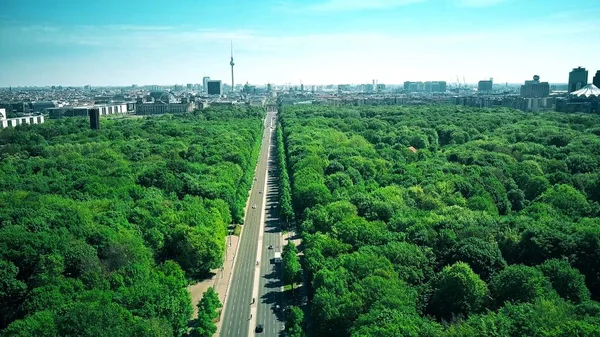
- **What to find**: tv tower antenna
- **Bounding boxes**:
[230,41,235,92]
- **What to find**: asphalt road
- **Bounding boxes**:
[256,115,285,337]
[220,111,281,337]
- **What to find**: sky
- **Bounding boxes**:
[1,0,599,86]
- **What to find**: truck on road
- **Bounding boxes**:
[273,252,281,263]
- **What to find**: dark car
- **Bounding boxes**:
[268,245,273,250]
[255,324,264,333]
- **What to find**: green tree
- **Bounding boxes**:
[489,264,555,307]
[449,237,506,281]
[537,259,590,304]
[283,241,301,288]
[192,286,222,337]
[539,184,591,218]
[285,306,305,337]
[2,311,58,337]
[428,262,488,321]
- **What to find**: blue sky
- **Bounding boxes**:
[1,0,599,86]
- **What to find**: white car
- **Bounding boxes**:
[252,204,256,209]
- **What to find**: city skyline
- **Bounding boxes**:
[1,0,599,87]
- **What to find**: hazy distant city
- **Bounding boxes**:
[2,64,599,129]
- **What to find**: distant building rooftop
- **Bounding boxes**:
[570,84,600,98]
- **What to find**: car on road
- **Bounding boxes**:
[255,324,264,333]
[259,189,263,194]
[268,245,273,250]
[252,204,256,209]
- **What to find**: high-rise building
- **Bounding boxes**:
[593,70,600,88]
[202,77,210,93]
[89,108,100,130]
[478,80,493,92]
[404,81,445,92]
[520,75,549,98]
[207,80,223,95]
[569,67,588,93]
[424,81,446,92]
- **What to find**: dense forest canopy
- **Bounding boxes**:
[280,105,600,336]
[0,107,264,336]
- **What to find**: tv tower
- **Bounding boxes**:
[230,41,235,92]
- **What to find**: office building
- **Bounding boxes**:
[0,102,29,114]
[593,70,600,88]
[203,77,210,93]
[404,81,446,93]
[569,67,588,93]
[424,81,446,93]
[478,80,493,92]
[32,101,57,112]
[207,80,223,95]
[1,108,45,128]
[47,104,127,119]
[520,75,549,98]
[89,109,100,130]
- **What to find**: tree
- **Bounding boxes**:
[0,110,267,334]
[0,259,27,324]
[165,225,223,279]
[55,301,137,337]
[489,264,555,307]
[2,311,57,337]
[375,242,435,285]
[283,241,301,288]
[285,306,305,337]
[507,188,526,212]
[538,259,590,304]
[351,307,442,337]
[539,184,590,218]
[197,287,221,319]
[523,176,550,201]
[428,262,488,321]
[192,288,221,337]
[449,237,506,281]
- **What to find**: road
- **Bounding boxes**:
[220,110,284,337]
[256,114,285,337]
